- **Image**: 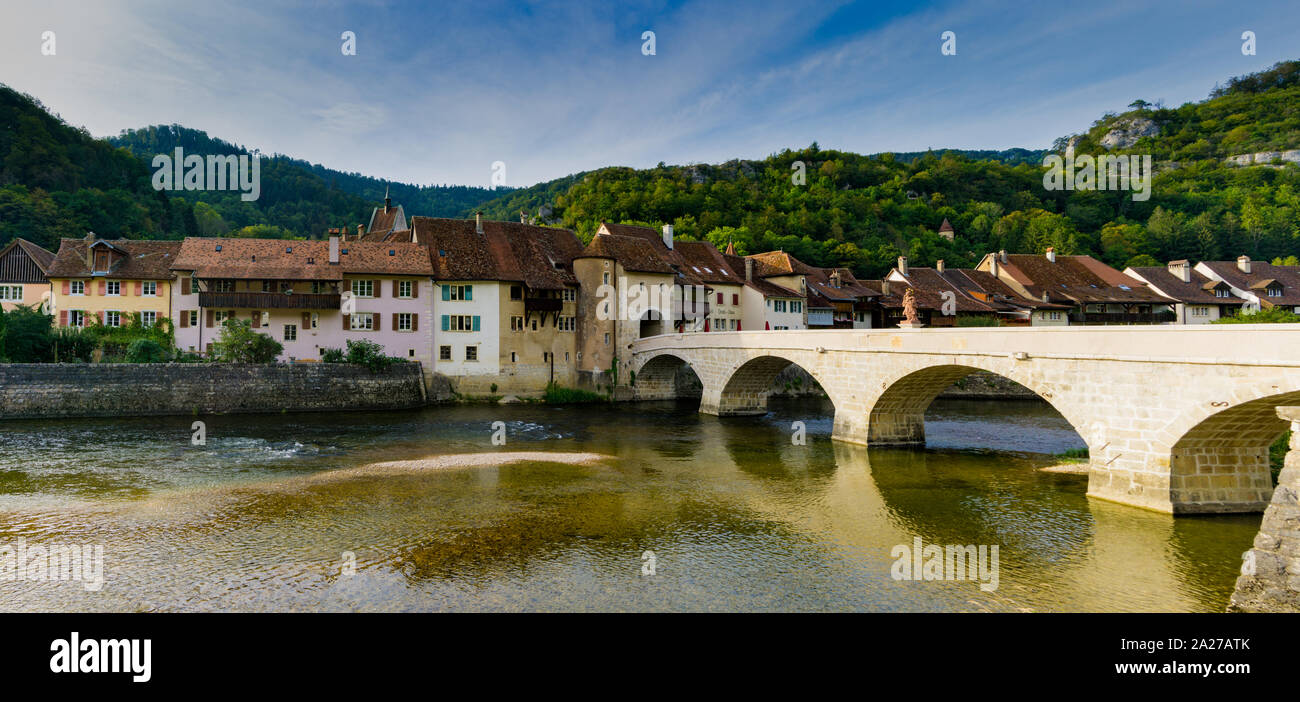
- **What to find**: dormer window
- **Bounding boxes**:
[1267,286,1283,297]
[1215,288,1231,298]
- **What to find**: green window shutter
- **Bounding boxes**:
[441,285,450,301]
[465,285,472,301]
[472,315,480,332]
[441,315,449,331]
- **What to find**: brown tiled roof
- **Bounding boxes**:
[365,203,408,239]
[1127,267,1247,305]
[938,218,954,233]
[3,238,57,273]
[674,240,744,285]
[746,250,817,277]
[598,222,663,244]
[411,217,581,289]
[887,267,1003,312]
[722,253,802,298]
[577,233,675,275]
[996,254,1168,305]
[1199,260,1300,305]
[171,237,433,280]
[944,268,1071,310]
[48,238,181,280]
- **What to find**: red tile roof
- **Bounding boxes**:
[48,238,182,280]
[412,217,582,289]
[994,254,1168,305]
[1198,260,1300,306]
[172,237,433,280]
[1127,266,1247,305]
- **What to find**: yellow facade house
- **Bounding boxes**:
[0,238,56,312]
[47,234,180,329]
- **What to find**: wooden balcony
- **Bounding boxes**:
[199,291,341,310]
[524,297,563,313]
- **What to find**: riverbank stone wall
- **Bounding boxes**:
[0,362,442,419]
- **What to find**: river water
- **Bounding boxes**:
[0,398,1260,612]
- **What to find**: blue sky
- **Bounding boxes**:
[1,0,1297,188]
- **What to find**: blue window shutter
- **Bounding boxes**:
[472,315,480,332]
[441,285,450,301]
[465,285,472,301]
[441,315,449,331]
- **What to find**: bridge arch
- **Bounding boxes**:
[630,351,702,403]
[709,354,836,417]
[1161,387,1300,513]
[864,362,1092,448]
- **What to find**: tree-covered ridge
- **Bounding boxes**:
[1064,60,1300,161]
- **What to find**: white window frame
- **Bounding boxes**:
[106,281,121,296]
[105,310,121,327]
[70,280,85,296]
[398,280,413,298]
[69,310,85,327]
[284,324,297,341]
[142,311,157,328]
[142,281,157,296]
[350,313,375,331]
[351,279,374,298]
[397,313,413,332]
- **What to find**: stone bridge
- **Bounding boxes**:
[626,325,1300,516]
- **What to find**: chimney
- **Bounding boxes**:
[384,185,391,212]
[355,224,364,240]
[989,254,999,278]
[1237,255,1251,274]
[1045,247,1056,263]
[329,235,340,264]
[1167,260,1191,283]
[520,210,527,224]
[881,279,891,296]
[999,250,1007,263]
[897,256,908,277]
[936,259,945,273]
[476,212,483,234]
[744,258,753,282]
[662,224,674,250]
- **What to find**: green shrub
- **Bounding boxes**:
[344,339,402,372]
[543,382,608,404]
[1270,431,1291,485]
[211,319,283,363]
[1212,308,1300,324]
[3,304,54,362]
[125,338,170,363]
[51,326,97,363]
[320,347,345,363]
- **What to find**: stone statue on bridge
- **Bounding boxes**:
[899,288,924,328]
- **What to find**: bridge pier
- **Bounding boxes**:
[1228,407,1300,612]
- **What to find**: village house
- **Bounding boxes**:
[1124,259,1247,323]
[937,264,1073,325]
[975,249,1173,324]
[169,235,435,378]
[721,250,805,330]
[744,250,880,328]
[882,257,1009,327]
[0,237,55,312]
[47,234,180,330]
[1193,256,1300,315]
[410,214,583,394]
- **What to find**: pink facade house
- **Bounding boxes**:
[170,236,435,382]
